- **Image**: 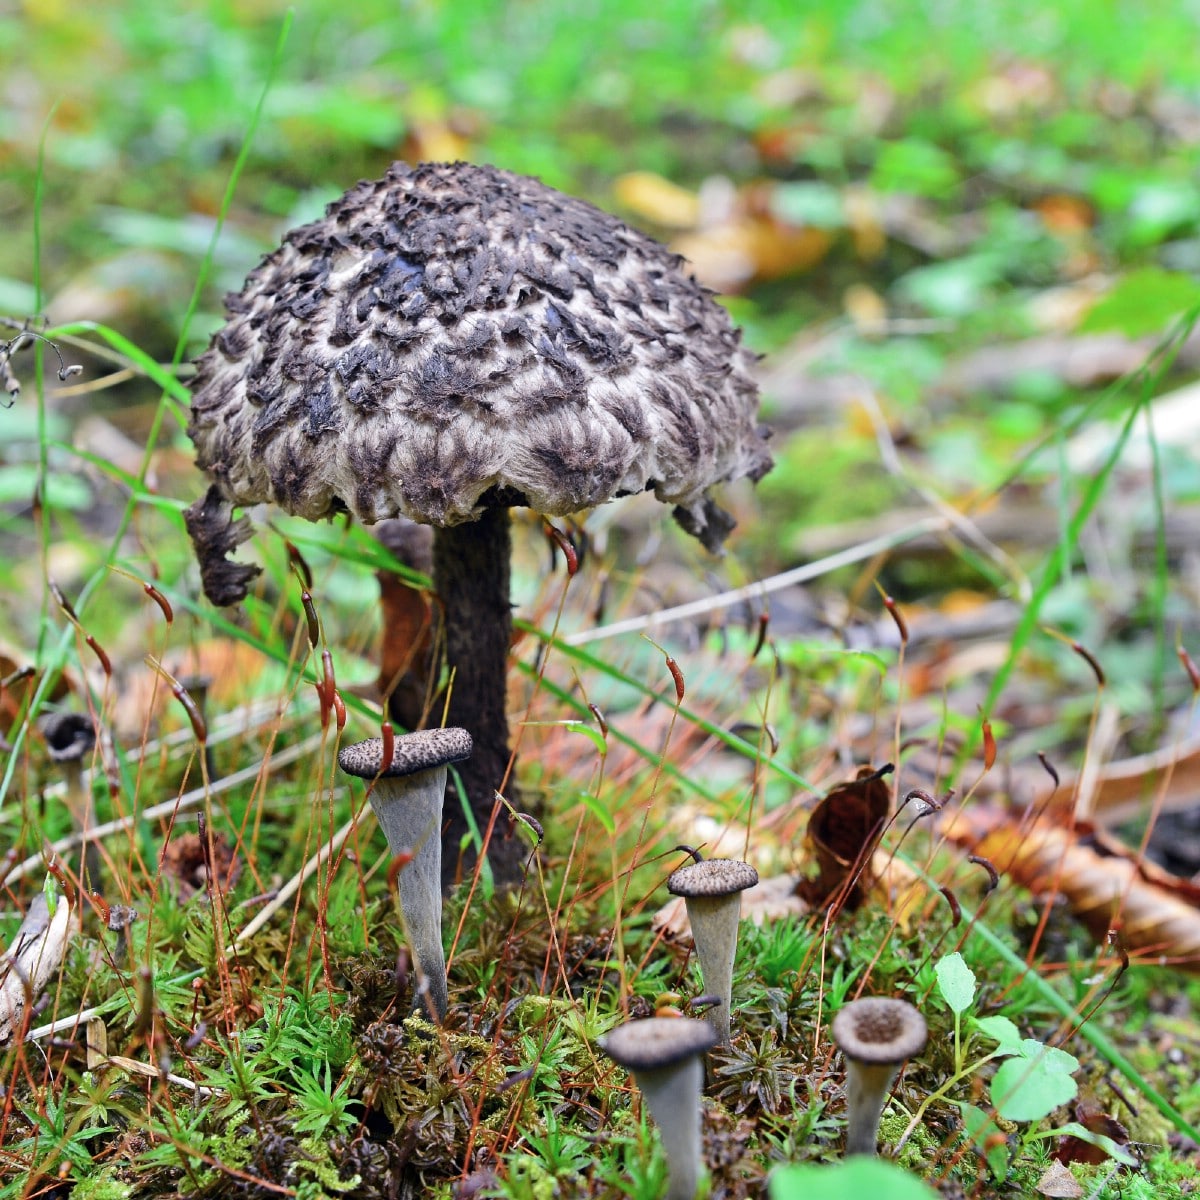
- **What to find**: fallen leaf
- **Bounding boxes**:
[797,764,892,911]
[1054,1098,1130,1166]
[1035,1160,1084,1198]
[941,805,1200,969]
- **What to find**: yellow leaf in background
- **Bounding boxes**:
[401,119,470,166]
[613,172,701,229]
[844,186,887,260]
[843,283,887,331]
[675,219,831,292]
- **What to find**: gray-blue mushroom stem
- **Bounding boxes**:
[339,728,472,1021]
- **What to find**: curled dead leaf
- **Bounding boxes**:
[941,805,1200,969]
[798,764,892,911]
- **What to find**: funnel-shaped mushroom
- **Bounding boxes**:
[667,856,758,1046]
[186,161,773,888]
[831,997,927,1156]
[338,727,472,1020]
[39,711,98,887]
[599,1017,716,1200]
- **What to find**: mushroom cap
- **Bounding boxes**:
[667,857,759,899]
[599,1016,718,1071]
[831,997,928,1065]
[38,711,95,764]
[188,161,771,551]
[338,727,473,779]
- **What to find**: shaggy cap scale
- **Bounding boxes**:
[599,1017,718,1071]
[832,997,928,1065]
[667,858,759,899]
[337,727,473,779]
[188,161,771,550]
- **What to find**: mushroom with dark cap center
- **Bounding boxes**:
[598,1016,717,1200]
[831,996,928,1156]
[185,161,773,888]
[667,854,759,1047]
[39,711,98,888]
[338,727,472,1021]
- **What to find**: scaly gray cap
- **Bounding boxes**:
[667,858,759,899]
[337,727,473,779]
[832,997,928,1066]
[188,160,771,554]
[599,1016,718,1071]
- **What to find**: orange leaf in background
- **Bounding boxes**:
[1,649,74,729]
[613,171,701,230]
[1032,194,1096,235]
[941,805,1200,970]
[798,764,892,910]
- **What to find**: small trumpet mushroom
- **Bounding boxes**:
[338,727,472,1021]
[667,855,758,1046]
[831,996,928,1156]
[599,1016,717,1200]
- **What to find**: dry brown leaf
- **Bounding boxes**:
[941,805,1200,969]
[1032,732,1200,825]
[1053,1098,1130,1166]
[798,764,892,910]
[1035,1160,1084,1198]
[1031,194,1096,235]
[1,647,74,729]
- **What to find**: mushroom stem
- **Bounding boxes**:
[635,1056,706,1200]
[683,895,739,1047]
[432,506,522,888]
[831,997,928,1157]
[369,767,450,1022]
[843,1059,902,1155]
[667,858,758,1048]
[598,1018,716,1200]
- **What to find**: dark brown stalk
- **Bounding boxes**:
[432,505,523,888]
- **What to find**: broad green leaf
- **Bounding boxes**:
[971,1015,1024,1056]
[1080,268,1200,339]
[991,1053,1079,1122]
[1017,1040,1078,1073]
[770,1158,939,1200]
[935,952,976,1015]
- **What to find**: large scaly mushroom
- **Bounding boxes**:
[185,161,772,886]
